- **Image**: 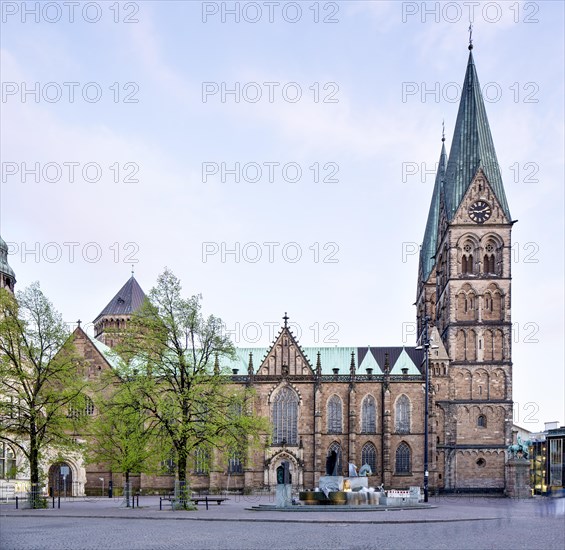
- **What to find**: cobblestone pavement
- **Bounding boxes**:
[1,495,564,549]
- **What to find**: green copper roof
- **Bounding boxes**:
[389,348,420,375]
[419,140,447,282]
[303,347,356,375]
[88,333,122,369]
[444,50,511,221]
[358,347,383,374]
[218,347,259,372]
[218,346,424,376]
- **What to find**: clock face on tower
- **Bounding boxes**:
[468,200,492,224]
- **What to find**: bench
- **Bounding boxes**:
[159,494,229,510]
[191,496,229,509]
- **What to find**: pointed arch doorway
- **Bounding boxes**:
[265,451,303,489]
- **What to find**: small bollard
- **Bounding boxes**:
[58,495,60,509]
[15,496,18,510]
[52,495,55,508]
[205,496,209,510]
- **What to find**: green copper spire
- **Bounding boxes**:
[443,49,511,221]
[420,135,447,282]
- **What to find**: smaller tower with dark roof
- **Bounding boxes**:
[0,236,16,293]
[93,275,146,348]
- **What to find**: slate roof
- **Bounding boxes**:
[94,276,146,322]
[443,50,511,221]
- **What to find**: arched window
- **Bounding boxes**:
[483,241,499,275]
[460,241,477,275]
[272,387,298,445]
[85,396,95,415]
[68,395,95,418]
[395,442,411,474]
[327,395,342,434]
[193,447,210,475]
[395,395,411,434]
[328,442,342,475]
[227,447,243,474]
[477,415,487,428]
[0,443,16,479]
[361,395,376,433]
[462,253,473,274]
[361,442,377,474]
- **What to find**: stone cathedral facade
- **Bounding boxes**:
[0,45,514,495]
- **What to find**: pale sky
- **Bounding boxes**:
[1,1,563,431]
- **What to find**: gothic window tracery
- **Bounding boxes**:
[193,447,210,475]
[272,387,298,445]
[395,395,411,434]
[328,395,342,434]
[395,442,411,474]
[361,442,377,473]
[361,395,376,433]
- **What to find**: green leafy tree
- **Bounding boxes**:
[0,284,87,507]
[115,269,268,507]
[86,376,158,505]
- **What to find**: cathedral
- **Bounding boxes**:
[0,43,514,496]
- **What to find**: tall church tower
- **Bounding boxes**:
[418,44,513,491]
[0,236,16,293]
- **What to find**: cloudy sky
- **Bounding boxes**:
[1,1,563,431]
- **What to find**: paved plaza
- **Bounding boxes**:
[1,495,564,550]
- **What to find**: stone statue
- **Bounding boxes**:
[358,464,372,477]
[325,450,338,476]
[277,461,291,484]
[348,463,358,477]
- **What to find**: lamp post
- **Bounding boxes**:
[417,315,432,503]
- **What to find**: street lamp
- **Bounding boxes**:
[416,315,437,503]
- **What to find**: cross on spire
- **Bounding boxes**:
[283,312,289,327]
[77,319,81,328]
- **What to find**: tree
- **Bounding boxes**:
[115,269,268,507]
[86,375,157,505]
[0,284,87,507]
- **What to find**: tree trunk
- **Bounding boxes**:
[125,470,130,507]
[175,448,193,509]
[29,427,43,508]
[177,451,187,483]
